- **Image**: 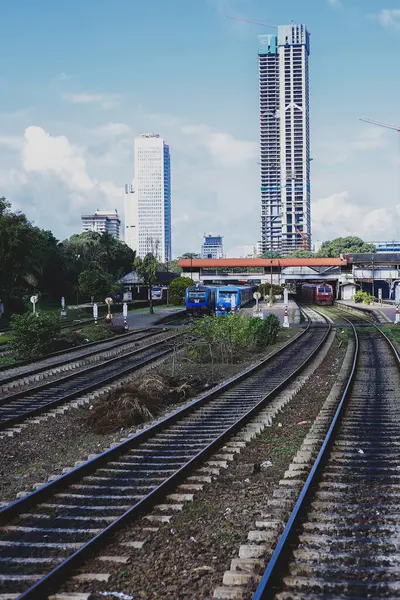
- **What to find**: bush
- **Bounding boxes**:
[354,290,374,304]
[168,277,195,305]
[189,313,280,363]
[9,312,62,360]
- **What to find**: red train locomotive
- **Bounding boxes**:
[301,283,334,306]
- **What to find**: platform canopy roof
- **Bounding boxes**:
[178,258,347,268]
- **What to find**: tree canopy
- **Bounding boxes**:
[286,250,314,258]
[316,237,376,258]
[262,251,282,258]
[134,253,159,314]
[179,252,200,259]
[0,197,135,316]
[168,277,195,305]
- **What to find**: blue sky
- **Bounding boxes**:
[0,0,399,256]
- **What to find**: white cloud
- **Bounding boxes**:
[362,208,393,234]
[22,126,95,192]
[56,72,70,81]
[312,191,397,240]
[0,135,23,150]
[375,9,400,30]
[181,124,257,167]
[327,0,342,8]
[93,122,132,138]
[317,126,387,165]
[63,93,120,110]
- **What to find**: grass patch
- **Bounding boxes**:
[0,333,13,345]
[80,324,114,343]
[381,325,400,346]
[0,356,16,366]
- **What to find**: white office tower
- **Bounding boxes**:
[124,134,171,263]
[258,24,311,255]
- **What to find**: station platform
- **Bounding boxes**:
[335,300,396,324]
[111,306,186,330]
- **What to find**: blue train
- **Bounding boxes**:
[215,285,257,316]
[185,285,217,316]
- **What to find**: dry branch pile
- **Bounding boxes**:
[84,374,207,434]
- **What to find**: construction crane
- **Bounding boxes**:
[295,227,309,251]
[225,15,277,28]
[359,118,400,133]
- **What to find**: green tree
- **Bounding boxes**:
[286,249,314,258]
[168,260,182,274]
[179,252,200,259]
[10,312,62,360]
[168,277,195,305]
[262,251,281,258]
[0,197,65,314]
[134,253,159,314]
[316,237,376,258]
[63,231,135,275]
[78,265,114,301]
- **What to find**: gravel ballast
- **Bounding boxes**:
[59,329,348,600]
[0,329,298,505]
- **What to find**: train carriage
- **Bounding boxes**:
[215,285,257,316]
[185,285,217,316]
[301,283,334,306]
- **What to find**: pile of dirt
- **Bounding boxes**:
[84,374,210,434]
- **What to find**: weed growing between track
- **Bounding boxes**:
[381,325,400,349]
[188,313,280,364]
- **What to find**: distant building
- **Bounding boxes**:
[201,235,224,259]
[370,241,400,253]
[124,133,171,263]
[258,23,311,256]
[81,209,121,240]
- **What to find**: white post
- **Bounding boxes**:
[283,304,289,328]
[283,288,289,306]
[123,302,128,329]
[30,295,38,315]
[61,296,66,317]
[93,302,98,325]
[395,305,400,325]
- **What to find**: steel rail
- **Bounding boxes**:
[253,308,399,599]
[0,310,186,374]
[0,333,181,431]
[0,312,333,599]
[0,327,169,385]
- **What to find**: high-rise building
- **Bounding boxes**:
[258,24,311,256]
[81,209,121,239]
[124,134,171,263]
[201,234,224,259]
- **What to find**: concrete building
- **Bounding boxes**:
[258,24,311,256]
[81,209,121,239]
[201,235,224,259]
[124,134,171,263]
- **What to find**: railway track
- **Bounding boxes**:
[0,331,182,432]
[0,327,176,388]
[0,310,331,599]
[254,308,400,599]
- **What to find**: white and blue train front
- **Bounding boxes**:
[215,286,256,316]
[185,285,217,316]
